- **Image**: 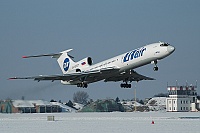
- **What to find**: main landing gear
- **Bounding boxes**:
[77,83,88,88]
[120,83,131,88]
[153,60,158,71]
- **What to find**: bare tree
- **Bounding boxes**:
[73,91,89,105]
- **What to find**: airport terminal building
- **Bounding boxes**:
[166,85,200,112]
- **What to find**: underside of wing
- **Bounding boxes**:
[9,68,154,85]
[9,67,120,83]
[104,70,155,82]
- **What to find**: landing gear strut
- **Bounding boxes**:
[77,83,88,88]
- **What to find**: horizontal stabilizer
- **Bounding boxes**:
[22,49,73,59]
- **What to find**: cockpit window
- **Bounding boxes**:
[160,43,169,47]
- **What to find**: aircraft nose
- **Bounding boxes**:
[167,45,175,53]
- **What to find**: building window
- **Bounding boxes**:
[181,100,182,104]
[193,97,195,102]
[181,107,182,110]
[186,101,187,104]
[174,107,176,110]
[174,101,175,104]
[183,107,185,110]
[170,107,171,110]
[190,107,192,110]
[186,107,188,110]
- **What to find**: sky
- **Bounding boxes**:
[0,0,200,102]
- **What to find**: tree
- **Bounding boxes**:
[87,99,94,104]
[115,97,120,103]
[73,91,89,105]
[66,100,74,108]
[138,100,144,105]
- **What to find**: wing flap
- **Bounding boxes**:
[104,70,155,82]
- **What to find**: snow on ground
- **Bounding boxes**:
[51,102,77,112]
[73,102,84,110]
[146,97,166,106]
[0,112,199,133]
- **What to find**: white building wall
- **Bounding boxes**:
[191,103,196,112]
[166,96,193,112]
[166,98,177,112]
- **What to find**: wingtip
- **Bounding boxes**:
[8,77,16,80]
[22,56,28,58]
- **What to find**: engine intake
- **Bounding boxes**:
[87,57,92,65]
[73,57,93,72]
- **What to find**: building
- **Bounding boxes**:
[0,100,76,113]
[166,85,199,112]
[0,100,13,113]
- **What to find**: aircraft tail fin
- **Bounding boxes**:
[22,49,75,74]
[56,49,75,74]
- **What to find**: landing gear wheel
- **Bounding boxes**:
[77,83,82,87]
[128,84,131,88]
[120,83,132,88]
[83,83,88,88]
[120,83,124,88]
[77,83,88,88]
[153,66,158,71]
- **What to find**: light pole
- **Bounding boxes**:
[134,84,137,112]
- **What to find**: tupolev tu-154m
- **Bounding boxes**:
[9,42,175,88]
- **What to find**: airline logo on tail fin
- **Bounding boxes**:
[63,58,70,71]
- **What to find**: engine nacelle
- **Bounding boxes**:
[71,57,93,72]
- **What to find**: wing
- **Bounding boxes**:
[104,70,155,82]
[9,67,120,83]
[9,68,154,84]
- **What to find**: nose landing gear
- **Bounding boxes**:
[152,60,158,71]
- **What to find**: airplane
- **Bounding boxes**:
[9,42,175,88]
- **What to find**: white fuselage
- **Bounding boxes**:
[61,42,175,85]
[85,42,174,72]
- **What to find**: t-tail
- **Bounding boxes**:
[22,49,93,74]
[22,49,76,74]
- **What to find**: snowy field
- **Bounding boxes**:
[0,112,199,133]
